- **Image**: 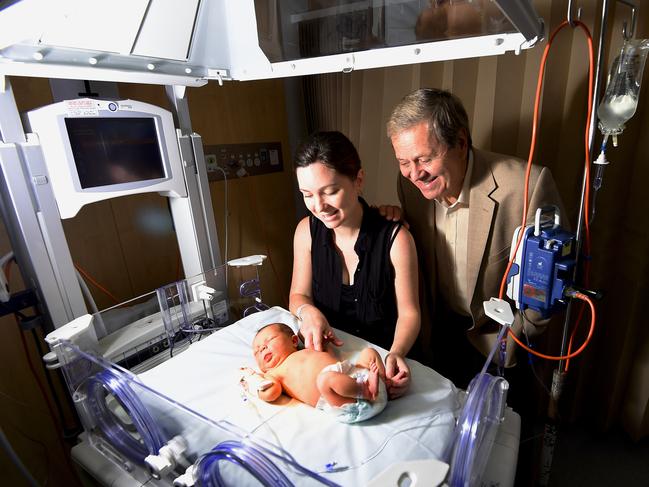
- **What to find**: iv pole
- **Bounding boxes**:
[539,1,637,485]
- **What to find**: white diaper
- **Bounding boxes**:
[315,360,387,424]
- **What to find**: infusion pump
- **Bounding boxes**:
[506,206,576,318]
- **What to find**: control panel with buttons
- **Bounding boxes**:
[203,142,283,181]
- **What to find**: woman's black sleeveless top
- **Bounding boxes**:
[310,198,401,350]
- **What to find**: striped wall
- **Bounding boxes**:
[302,0,649,439]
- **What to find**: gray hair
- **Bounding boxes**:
[386,88,472,150]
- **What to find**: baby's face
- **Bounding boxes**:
[252,324,298,372]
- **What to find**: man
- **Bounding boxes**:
[386,88,564,388]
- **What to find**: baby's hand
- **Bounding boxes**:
[239,367,273,394]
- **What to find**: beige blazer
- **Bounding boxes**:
[398,148,565,366]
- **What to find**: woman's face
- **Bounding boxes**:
[296,162,363,230]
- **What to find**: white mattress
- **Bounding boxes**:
[138,307,460,485]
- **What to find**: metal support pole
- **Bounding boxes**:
[540,2,634,485]
[164,85,221,277]
[557,0,612,373]
[0,77,87,329]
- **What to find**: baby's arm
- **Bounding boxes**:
[257,379,282,402]
[240,368,283,402]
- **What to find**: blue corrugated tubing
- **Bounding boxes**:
[86,369,166,464]
[198,440,341,487]
[447,324,509,487]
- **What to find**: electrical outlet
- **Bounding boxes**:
[204,154,218,172]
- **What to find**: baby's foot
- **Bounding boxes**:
[369,357,379,374]
[359,369,380,401]
[368,355,386,380]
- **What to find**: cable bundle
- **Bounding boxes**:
[86,369,166,464]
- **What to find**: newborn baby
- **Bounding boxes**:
[242,322,387,423]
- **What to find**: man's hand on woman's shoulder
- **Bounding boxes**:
[376,204,409,228]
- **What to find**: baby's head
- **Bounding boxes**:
[252,323,299,372]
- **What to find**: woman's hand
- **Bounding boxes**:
[298,305,343,352]
[384,353,411,399]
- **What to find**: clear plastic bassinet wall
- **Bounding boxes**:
[45,257,334,486]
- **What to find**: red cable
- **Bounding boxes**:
[15,316,80,482]
[74,263,120,304]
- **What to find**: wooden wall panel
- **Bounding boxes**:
[108,193,180,298]
[181,78,295,307]
[61,199,133,309]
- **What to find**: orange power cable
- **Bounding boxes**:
[498,20,595,362]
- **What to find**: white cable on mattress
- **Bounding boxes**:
[315,410,454,474]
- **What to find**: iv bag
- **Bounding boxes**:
[597,39,649,137]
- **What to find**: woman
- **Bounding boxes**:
[289,131,420,398]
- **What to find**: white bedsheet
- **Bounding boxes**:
[138,307,459,485]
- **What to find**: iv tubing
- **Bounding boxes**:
[560,0,615,373]
[498,19,595,362]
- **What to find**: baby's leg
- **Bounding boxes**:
[317,371,372,407]
[355,348,385,400]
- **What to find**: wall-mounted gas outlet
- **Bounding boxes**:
[203,142,283,181]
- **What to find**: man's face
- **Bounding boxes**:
[252,324,297,372]
[390,122,468,204]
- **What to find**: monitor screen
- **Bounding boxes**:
[65,117,166,189]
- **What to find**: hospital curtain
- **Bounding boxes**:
[300,0,649,440]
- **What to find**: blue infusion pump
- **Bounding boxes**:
[506,207,576,318]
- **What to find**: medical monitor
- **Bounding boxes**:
[24,99,187,219]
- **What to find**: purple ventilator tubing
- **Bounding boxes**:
[447,325,509,486]
[86,369,166,464]
[197,440,341,487]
